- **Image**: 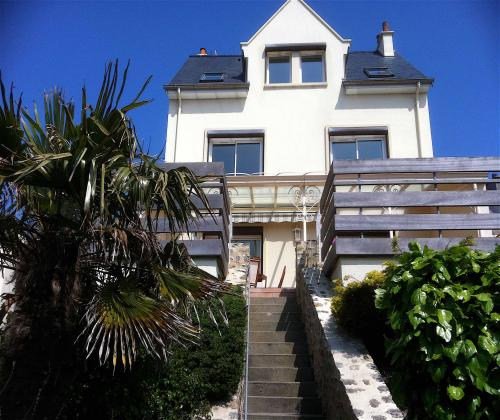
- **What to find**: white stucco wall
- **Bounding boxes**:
[331,257,390,283]
[263,222,316,287]
[165,0,433,172]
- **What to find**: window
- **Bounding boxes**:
[330,135,387,161]
[265,44,327,85]
[301,55,324,83]
[209,139,263,176]
[268,56,291,84]
[200,72,224,82]
[363,67,394,78]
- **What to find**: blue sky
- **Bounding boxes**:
[1,0,499,158]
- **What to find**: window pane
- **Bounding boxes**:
[332,142,356,160]
[301,56,323,83]
[358,140,385,160]
[211,143,235,175]
[268,57,290,83]
[236,143,261,175]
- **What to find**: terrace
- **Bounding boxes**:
[157,162,231,279]
[320,157,500,277]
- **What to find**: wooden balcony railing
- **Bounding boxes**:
[320,157,500,277]
[157,162,230,278]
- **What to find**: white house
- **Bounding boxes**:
[163,0,438,286]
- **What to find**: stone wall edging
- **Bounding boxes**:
[296,267,404,420]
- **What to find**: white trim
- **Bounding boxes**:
[263,82,328,90]
[166,88,248,100]
[241,0,351,47]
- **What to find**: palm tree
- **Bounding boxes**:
[0,62,227,418]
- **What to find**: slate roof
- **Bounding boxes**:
[166,55,247,88]
[165,51,432,89]
[344,51,433,84]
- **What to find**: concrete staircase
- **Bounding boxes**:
[247,288,324,420]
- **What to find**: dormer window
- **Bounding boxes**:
[363,67,394,78]
[200,72,224,82]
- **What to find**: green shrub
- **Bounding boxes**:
[376,242,500,419]
[331,270,388,371]
[331,270,386,336]
[64,287,246,419]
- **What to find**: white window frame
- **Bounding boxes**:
[330,134,388,162]
[266,50,326,85]
[208,138,264,176]
[266,52,292,84]
[299,51,326,83]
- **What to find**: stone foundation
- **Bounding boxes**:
[296,267,403,420]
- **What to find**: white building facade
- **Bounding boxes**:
[164,0,435,286]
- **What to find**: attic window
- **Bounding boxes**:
[200,72,224,82]
[364,67,394,78]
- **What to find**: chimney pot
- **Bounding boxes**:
[377,22,395,57]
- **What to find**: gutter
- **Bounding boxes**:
[342,78,434,87]
[415,81,423,158]
[173,87,181,163]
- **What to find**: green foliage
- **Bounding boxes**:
[0,63,229,418]
[331,270,386,336]
[66,288,246,419]
[376,242,500,419]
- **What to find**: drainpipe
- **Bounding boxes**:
[415,81,423,158]
[173,87,182,162]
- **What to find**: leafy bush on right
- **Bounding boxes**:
[376,242,500,419]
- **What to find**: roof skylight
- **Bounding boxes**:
[363,67,394,78]
[200,72,224,82]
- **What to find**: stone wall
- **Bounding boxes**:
[225,243,250,286]
[296,267,403,420]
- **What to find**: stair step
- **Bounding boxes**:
[250,312,302,323]
[250,297,297,305]
[250,331,307,343]
[249,342,308,355]
[248,396,322,415]
[247,413,324,420]
[248,381,319,398]
[249,354,311,368]
[250,321,304,331]
[250,304,300,314]
[249,367,314,382]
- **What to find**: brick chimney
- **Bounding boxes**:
[377,21,394,57]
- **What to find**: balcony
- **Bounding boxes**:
[157,162,230,279]
[320,157,500,277]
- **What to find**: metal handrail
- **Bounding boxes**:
[237,259,251,420]
[243,262,251,420]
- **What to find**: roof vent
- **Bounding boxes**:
[377,21,395,57]
[200,72,224,82]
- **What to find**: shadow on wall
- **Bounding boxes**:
[269,240,287,287]
[180,98,246,114]
[334,91,427,112]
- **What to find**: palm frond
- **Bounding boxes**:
[81,277,197,370]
